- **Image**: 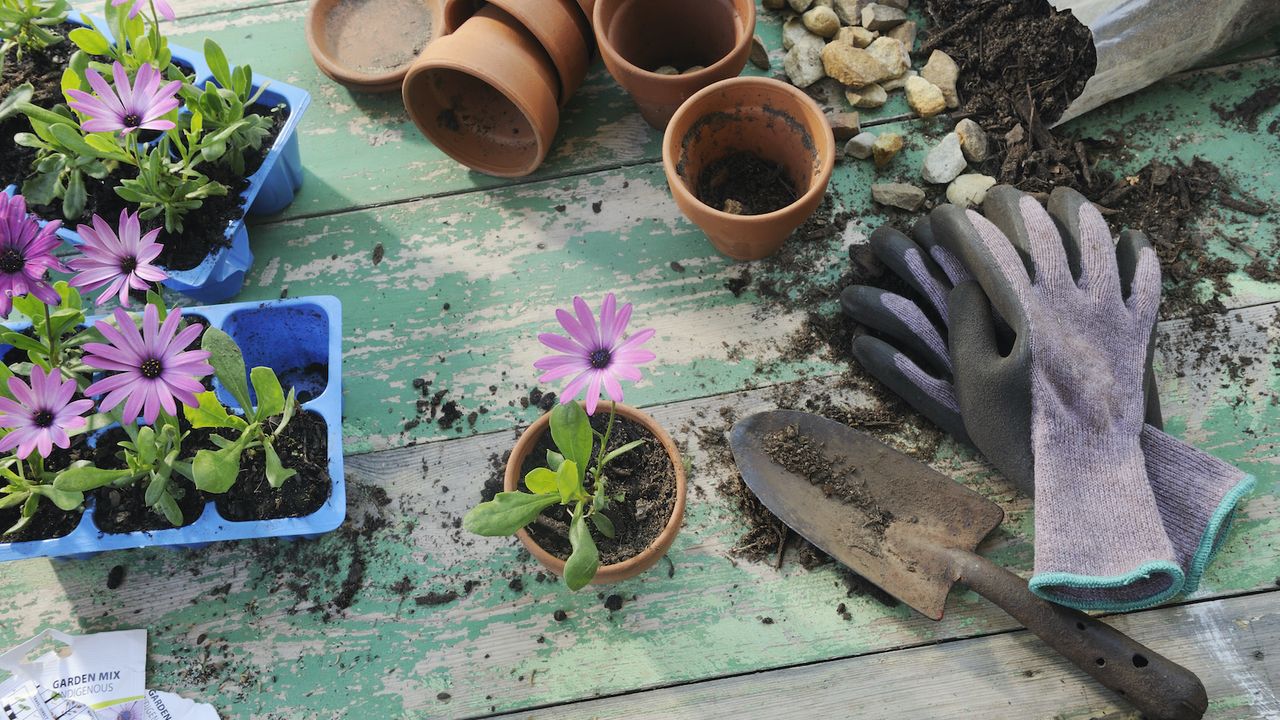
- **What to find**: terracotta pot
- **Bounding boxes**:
[662,77,835,261]
[504,402,687,585]
[441,0,590,106]
[593,0,755,129]
[402,5,560,177]
[306,0,443,93]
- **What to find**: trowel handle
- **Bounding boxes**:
[949,549,1207,720]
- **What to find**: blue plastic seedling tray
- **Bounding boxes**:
[0,296,345,561]
[9,12,311,303]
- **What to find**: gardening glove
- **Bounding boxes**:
[841,213,1253,595]
[843,186,1252,609]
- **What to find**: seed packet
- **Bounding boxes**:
[0,629,147,715]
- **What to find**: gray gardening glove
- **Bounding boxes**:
[845,185,1247,610]
[842,214,1253,596]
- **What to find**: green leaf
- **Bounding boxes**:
[546,450,563,472]
[68,28,109,55]
[63,170,85,221]
[249,366,284,421]
[590,511,616,539]
[155,491,182,527]
[264,439,296,489]
[462,491,559,537]
[0,83,32,121]
[563,510,599,591]
[204,39,232,89]
[550,402,591,483]
[143,473,166,507]
[30,484,84,512]
[192,444,242,494]
[53,465,131,492]
[83,132,127,159]
[523,467,557,495]
[201,327,252,413]
[0,491,30,510]
[1,332,49,358]
[555,459,582,504]
[134,425,158,466]
[600,439,646,468]
[48,122,106,159]
[17,101,72,127]
[183,392,247,429]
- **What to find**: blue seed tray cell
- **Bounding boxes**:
[0,296,345,562]
[28,13,311,303]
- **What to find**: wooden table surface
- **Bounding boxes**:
[1,2,1278,718]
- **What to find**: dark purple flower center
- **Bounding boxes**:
[122,113,142,128]
[33,410,54,428]
[0,248,24,274]
[140,357,163,379]
[589,348,612,369]
[120,256,138,274]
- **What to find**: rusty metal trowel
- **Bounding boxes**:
[730,410,1208,720]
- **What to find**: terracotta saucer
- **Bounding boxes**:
[307,0,443,93]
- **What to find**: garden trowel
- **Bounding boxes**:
[730,410,1207,720]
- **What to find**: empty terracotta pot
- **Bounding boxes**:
[306,0,443,93]
[593,0,755,129]
[504,402,687,585]
[441,0,590,106]
[402,5,560,177]
[663,77,835,261]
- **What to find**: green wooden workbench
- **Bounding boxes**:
[1,2,1278,717]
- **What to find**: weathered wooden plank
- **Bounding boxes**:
[0,301,1274,719]
[498,592,1280,720]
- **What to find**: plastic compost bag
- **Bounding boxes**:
[1050,0,1280,125]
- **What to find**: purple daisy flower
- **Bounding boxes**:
[0,366,94,459]
[534,294,655,415]
[69,209,168,307]
[0,192,68,318]
[83,304,213,425]
[66,61,181,136]
[112,0,176,21]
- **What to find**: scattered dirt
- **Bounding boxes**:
[519,413,678,567]
[213,411,333,522]
[696,152,798,215]
[106,565,126,590]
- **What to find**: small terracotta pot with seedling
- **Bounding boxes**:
[593,0,756,129]
[662,77,835,261]
[464,294,686,589]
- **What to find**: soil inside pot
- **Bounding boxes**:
[519,412,678,566]
[0,22,76,187]
[213,410,333,522]
[696,151,798,215]
[323,0,433,75]
[90,426,209,532]
[0,434,93,543]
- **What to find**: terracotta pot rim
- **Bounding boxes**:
[402,8,559,178]
[306,0,443,92]
[662,76,836,223]
[503,401,687,582]
[592,0,755,82]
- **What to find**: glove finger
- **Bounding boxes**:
[928,203,1032,337]
[1116,228,1162,320]
[1047,186,1120,298]
[841,285,950,375]
[982,185,1073,290]
[912,215,972,286]
[851,335,971,445]
[1144,360,1164,430]
[868,226,953,321]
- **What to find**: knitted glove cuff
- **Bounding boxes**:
[1141,424,1256,593]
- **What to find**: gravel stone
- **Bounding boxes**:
[921,132,967,184]
[904,75,946,118]
[749,36,771,70]
[782,16,810,51]
[946,174,997,208]
[834,25,877,48]
[846,82,888,108]
[785,35,827,88]
[845,132,877,159]
[866,36,909,79]
[872,183,926,211]
[803,6,841,37]
[861,3,907,30]
[787,0,814,13]
[820,43,886,87]
[872,132,903,168]
[826,111,861,139]
[881,69,916,91]
[885,20,917,52]
[955,118,990,162]
[921,50,960,108]
[832,0,862,25]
